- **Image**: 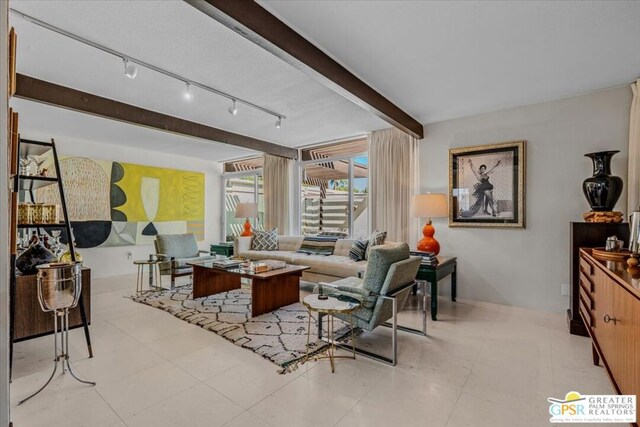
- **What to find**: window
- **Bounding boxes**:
[223,157,264,241]
[299,139,368,239]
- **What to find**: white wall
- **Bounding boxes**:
[17,132,222,279]
[419,86,632,313]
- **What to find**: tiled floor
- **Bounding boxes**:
[10,274,613,427]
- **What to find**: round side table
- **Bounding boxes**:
[133,259,162,293]
[302,294,360,373]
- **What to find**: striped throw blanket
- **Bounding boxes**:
[296,236,338,256]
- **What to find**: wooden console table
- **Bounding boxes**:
[415,256,457,321]
[13,267,91,341]
[569,222,629,336]
[578,249,639,402]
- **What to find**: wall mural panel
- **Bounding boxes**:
[36,157,205,248]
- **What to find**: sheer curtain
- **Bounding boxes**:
[629,78,640,215]
[263,154,292,235]
[369,127,419,243]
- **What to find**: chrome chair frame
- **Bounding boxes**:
[317,279,427,366]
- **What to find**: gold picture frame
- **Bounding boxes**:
[8,27,17,97]
[449,140,526,228]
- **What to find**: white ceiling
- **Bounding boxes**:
[261,0,640,124]
[9,0,386,161]
[9,1,640,161]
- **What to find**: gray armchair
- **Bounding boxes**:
[154,233,216,287]
[316,243,426,365]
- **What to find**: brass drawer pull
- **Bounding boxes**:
[603,314,618,325]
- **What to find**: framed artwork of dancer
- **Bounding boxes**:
[449,141,526,228]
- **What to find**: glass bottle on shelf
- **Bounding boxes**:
[59,229,83,264]
[50,230,62,259]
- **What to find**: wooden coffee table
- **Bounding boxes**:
[187,261,310,317]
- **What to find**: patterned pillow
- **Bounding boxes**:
[251,228,278,251]
[365,230,387,259]
[348,240,368,261]
[296,236,337,256]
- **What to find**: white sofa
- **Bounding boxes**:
[234,236,369,283]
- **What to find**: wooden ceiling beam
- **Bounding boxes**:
[184,0,425,140]
[14,74,299,159]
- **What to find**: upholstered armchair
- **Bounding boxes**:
[316,243,425,365]
[154,233,216,287]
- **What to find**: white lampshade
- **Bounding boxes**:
[235,202,258,219]
[411,193,448,218]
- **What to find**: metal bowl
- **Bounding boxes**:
[36,262,82,312]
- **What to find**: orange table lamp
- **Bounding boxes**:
[235,202,258,237]
[410,193,448,255]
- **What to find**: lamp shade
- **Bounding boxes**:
[411,193,448,218]
[235,202,258,219]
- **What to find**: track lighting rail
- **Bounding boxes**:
[10,8,286,124]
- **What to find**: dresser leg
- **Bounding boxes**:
[592,344,600,366]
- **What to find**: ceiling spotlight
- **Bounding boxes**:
[228,99,238,116]
[275,116,282,129]
[183,82,192,100]
[123,58,137,79]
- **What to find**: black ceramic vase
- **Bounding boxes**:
[582,150,623,212]
[16,236,57,275]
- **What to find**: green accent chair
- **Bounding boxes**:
[154,234,216,287]
[316,242,426,365]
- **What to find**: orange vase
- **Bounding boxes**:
[417,221,440,255]
[240,218,253,237]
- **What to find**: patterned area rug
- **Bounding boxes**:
[130,286,352,372]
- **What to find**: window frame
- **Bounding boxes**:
[221,168,263,242]
[297,150,368,239]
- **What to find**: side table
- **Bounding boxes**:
[415,256,457,321]
[302,294,359,373]
[133,259,162,293]
[210,243,234,257]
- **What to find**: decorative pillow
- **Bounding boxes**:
[365,230,387,259]
[348,240,368,261]
[296,236,337,256]
[251,228,278,251]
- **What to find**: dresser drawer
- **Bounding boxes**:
[579,299,593,328]
[580,271,594,293]
[580,255,595,277]
[580,285,594,310]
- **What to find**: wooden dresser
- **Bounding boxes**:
[569,222,629,336]
[578,249,639,399]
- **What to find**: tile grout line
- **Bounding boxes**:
[92,386,132,427]
[91,289,213,422]
[442,307,494,427]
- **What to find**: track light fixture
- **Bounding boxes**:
[11,8,287,124]
[228,99,238,116]
[123,58,137,79]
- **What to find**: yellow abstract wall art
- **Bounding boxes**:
[36,157,205,248]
